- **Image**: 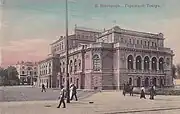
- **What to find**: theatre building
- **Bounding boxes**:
[38,25,174,90]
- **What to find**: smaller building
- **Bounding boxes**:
[14,61,38,85]
[37,55,59,88]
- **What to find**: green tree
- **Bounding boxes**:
[0,66,20,86]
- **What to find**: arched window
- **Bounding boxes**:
[153,78,157,86]
[74,59,77,72]
[152,57,157,71]
[136,56,142,70]
[159,58,164,71]
[144,56,150,71]
[59,62,61,73]
[127,55,133,70]
[137,77,141,87]
[70,60,73,73]
[145,77,149,87]
[63,62,65,73]
[129,78,132,85]
[78,59,81,70]
[93,54,101,71]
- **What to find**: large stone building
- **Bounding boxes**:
[14,61,38,85]
[38,26,174,90]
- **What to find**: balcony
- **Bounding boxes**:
[123,69,166,75]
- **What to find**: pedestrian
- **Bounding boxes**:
[41,84,46,92]
[57,85,66,108]
[123,83,126,96]
[70,83,74,99]
[140,86,146,99]
[149,86,155,100]
[70,84,78,101]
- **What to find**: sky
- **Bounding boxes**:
[0,0,180,67]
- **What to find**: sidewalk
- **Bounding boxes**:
[1,91,180,114]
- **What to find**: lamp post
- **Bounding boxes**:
[65,0,70,103]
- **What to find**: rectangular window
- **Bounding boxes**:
[137,40,139,44]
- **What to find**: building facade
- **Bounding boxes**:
[37,56,59,88]
[14,61,38,85]
[38,26,174,90]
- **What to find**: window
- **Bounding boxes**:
[22,71,25,75]
[93,55,101,71]
[141,40,142,44]
[137,40,139,44]
[34,72,37,75]
[121,38,123,43]
[70,60,73,73]
[74,59,77,72]
[144,41,147,46]
[78,59,81,70]
[129,39,131,44]
[152,42,154,46]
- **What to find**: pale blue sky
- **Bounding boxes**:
[1,0,180,66]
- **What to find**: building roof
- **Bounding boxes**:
[75,26,102,33]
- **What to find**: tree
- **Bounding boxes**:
[172,64,177,79]
[0,66,20,86]
[176,64,180,79]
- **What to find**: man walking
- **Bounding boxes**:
[41,84,46,92]
[140,86,146,99]
[57,85,66,108]
[70,84,78,101]
[149,86,156,100]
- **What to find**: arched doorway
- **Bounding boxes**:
[129,78,132,85]
[145,77,149,87]
[137,77,141,87]
[127,55,133,70]
[152,78,157,86]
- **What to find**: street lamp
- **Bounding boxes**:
[65,0,70,103]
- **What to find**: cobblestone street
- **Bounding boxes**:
[0,88,180,114]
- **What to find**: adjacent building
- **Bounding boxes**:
[37,25,174,90]
[14,61,38,85]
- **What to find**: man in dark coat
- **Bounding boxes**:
[41,84,46,92]
[57,85,66,108]
[149,86,155,100]
[70,84,78,101]
[140,87,146,99]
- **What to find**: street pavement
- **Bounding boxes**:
[0,86,95,102]
[1,89,180,114]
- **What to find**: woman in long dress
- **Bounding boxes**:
[70,84,74,100]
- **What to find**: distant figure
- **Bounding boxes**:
[41,84,46,92]
[57,85,66,108]
[140,87,146,99]
[70,84,78,101]
[123,83,126,96]
[149,86,155,100]
[129,85,134,96]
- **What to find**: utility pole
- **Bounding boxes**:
[65,0,70,103]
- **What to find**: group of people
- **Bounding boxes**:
[57,83,78,108]
[123,83,156,100]
[140,86,156,100]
